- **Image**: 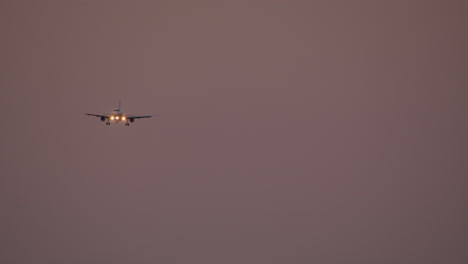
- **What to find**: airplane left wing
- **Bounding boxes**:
[127,114,159,119]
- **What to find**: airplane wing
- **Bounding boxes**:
[85,113,109,118]
[127,114,159,119]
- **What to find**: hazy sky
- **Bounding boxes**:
[1,1,467,263]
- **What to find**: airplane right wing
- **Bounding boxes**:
[85,113,108,118]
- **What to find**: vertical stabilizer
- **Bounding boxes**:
[118,97,121,110]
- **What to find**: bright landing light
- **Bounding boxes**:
[122,116,126,121]
[116,116,120,120]
[110,116,114,120]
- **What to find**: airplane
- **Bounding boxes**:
[85,99,158,126]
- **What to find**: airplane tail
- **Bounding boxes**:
[118,98,121,110]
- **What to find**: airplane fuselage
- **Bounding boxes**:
[109,109,126,122]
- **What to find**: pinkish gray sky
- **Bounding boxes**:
[1,0,467,263]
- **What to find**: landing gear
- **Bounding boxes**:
[125,123,130,126]
[106,122,110,126]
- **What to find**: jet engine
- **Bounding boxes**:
[100,116,106,122]
[129,117,135,123]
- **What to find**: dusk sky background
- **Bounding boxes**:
[1,1,467,263]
